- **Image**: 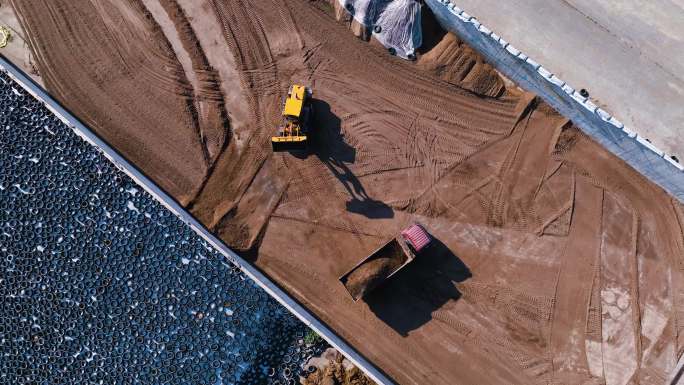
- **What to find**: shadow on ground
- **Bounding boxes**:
[310,99,394,219]
[364,238,471,336]
[418,4,448,54]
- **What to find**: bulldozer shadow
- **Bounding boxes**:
[364,237,471,337]
[310,99,393,219]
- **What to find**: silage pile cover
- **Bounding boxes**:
[338,0,422,59]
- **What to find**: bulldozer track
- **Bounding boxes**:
[431,306,550,384]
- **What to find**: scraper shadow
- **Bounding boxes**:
[364,238,471,336]
[310,99,393,219]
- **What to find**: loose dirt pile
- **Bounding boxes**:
[418,33,505,97]
[344,240,407,299]
[12,0,684,384]
[302,348,376,385]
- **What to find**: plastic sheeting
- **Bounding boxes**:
[337,0,422,59]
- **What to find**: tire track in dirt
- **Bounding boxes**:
[672,200,684,354]
[549,175,603,384]
[453,281,555,383]
[562,127,684,382]
[187,0,285,246]
[277,146,370,243]
[595,192,640,384]
[556,126,684,383]
[257,218,451,384]
[157,0,231,168]
[11,0,208,203]
[140,0,211,171]
[488,104,571,233]
[15,1,684,384]
[406,92,536,218]
[300,0,520,124]
[584,253,604,380]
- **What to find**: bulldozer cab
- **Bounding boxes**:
[272,85,312,152]
[283,85,306,120]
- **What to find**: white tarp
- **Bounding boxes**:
[337,0,423,59]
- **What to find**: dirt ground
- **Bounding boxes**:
[11,0,684,384]
[0,0,41,84]
[302,348,377,385]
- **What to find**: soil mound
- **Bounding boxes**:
[344,241,407,299]
[419,32,504,97]
[302,348,376,385]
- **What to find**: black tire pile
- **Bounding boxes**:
[0,70,327,385]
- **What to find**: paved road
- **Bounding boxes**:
[445,0,684,159]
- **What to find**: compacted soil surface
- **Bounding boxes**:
[11,0,684,384]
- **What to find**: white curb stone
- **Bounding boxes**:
[665,156,684,171]
[637,136,664,156]
[506,45,521,56]
[537,66,552,78]
[548,75,565,87]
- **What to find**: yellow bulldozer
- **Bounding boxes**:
[271,84,313,152]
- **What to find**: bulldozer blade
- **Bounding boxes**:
[271,138,308,152]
